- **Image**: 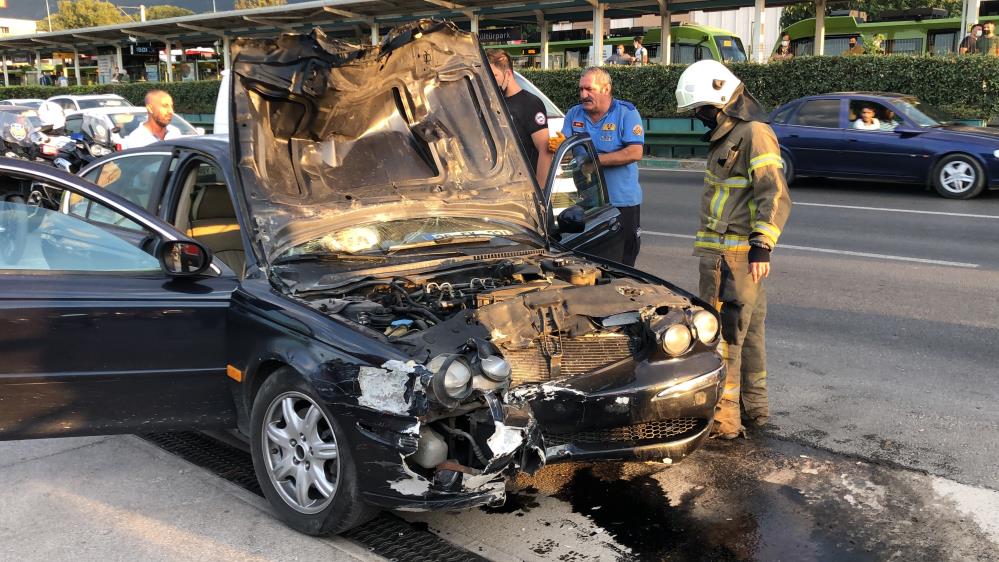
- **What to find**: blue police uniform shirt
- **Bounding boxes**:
[561,99,644,207]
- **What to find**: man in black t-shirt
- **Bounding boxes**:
[487,50,552,186]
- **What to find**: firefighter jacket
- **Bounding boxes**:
[694,113,792,257]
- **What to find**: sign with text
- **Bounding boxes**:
[478,27,522,43]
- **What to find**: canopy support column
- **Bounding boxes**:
[73,48,81,85]
[2,56,9,87]
[752,0,766,62]
[165,40,174,82]
[814,0,826,56]
[658,0,671,64]
[537,11,549,69]
[591,2,604,66]
[222,36,231,71]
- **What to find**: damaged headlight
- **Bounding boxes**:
[691,310,720,344]
[427,354,474,406]
[660,324,694,357]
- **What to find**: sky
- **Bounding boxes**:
[3,1,315,21]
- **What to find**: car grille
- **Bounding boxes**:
[503,334,641,385]
[543,418,704,446]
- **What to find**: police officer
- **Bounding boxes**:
[487,50,553,186]
[675,60,792,439]
[555,67,645,266]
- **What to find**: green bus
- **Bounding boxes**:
[780,12,998,56]
[489,23,747,69]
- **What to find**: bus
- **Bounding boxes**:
[488,23,747,69]
[779,11,998,57]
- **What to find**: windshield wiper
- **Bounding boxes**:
[272,252,387,265]
[386,235,494,255]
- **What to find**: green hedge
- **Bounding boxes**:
[0,80,220,114]
[521,55,999,120]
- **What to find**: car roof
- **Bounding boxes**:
[0,105,38,112]
[1,98,44,102]
[48,94,126,100]
[72,106,146,115]
[107,134,230,162]
[792,92,911,102]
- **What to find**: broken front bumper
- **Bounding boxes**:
[343,399,544,512]
[518,349,724,464]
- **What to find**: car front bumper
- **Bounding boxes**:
[517,349,724,464]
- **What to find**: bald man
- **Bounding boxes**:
[122,90,182,149]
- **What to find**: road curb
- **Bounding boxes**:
[639,158,706,171]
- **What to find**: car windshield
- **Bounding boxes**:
[278,217,527,262]
[892,98,954,127]
[0,109,42,133]
[715,36,747,62]
[77,98,130,110]
[112,112,198,136]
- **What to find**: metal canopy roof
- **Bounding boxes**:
[0,0,797,55]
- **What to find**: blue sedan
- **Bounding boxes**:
[771,92,999,199]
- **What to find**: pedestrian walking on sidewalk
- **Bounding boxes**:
[675,60,792,439]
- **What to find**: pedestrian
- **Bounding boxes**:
[770,33,794,61]
[122,90,182,149]
[977,22,999,55]
[632,36,649,66]
[843,36,865,56]
[961,24,983,54]
[56,74,68,87]
[555,67,645,266]
[38,71,52,86]
[605,44,633,65]
[486,49,553,186]
[674,59,792,439]
[111,66,127,83]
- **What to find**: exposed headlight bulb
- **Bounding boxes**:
[428,354,474,407]
[661,324,693,357]
[691,310,720,344]
[479,355,511,383]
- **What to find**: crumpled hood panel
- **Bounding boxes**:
[230,20,545,262]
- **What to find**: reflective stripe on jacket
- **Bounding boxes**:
[694,116,791,257]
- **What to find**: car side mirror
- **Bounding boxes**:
[157,239,213,277]
[111,126,121,134]
[39,124,54,133]
[194,127,205,135]
[556,205,586,234]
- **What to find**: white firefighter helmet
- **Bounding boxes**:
[37,100,66,131]
[675,60,741,112]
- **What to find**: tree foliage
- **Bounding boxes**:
[779,1,964,31]
[37,0,130,32]
[234,0,288,9]
[145,5,195,20]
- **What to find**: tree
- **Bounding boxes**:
[234,0,288,9]
[145,5,195,20]
[37,0,130,32]
[779,1,963,32]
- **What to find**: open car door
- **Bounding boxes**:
[544,134,625,262]
[0,161,237,440]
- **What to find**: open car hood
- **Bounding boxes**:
[230,20,546,263]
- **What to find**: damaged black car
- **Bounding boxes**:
[0,21,723,536]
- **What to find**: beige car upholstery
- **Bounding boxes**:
[187,183,245,276]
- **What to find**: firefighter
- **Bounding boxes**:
[674,60,792,439]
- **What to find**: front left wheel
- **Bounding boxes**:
[250,368,377,535]
[932,154,985,199]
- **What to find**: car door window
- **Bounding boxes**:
[848,100,904,132]
[53,98,76,112]
[82,154,168,212]
[791,99,841,128]
[65,115,83,134]
[0,195,159,272]
[550,140,608,217]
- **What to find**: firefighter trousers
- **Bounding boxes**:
[698,253,769,435]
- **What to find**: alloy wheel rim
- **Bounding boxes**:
[940,161,976,194]
[261,391,340,514]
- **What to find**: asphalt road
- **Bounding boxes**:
[633,170,999,490]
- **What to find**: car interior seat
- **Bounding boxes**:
[187,183,245,277]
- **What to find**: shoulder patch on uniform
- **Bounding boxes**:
[602,123,616,131]
[617,100,637,111]
[534,112,546,125]
[632,124,643,136]
[572,120,585,128]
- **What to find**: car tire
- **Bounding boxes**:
[931,154,985,199]
[0,194,28,265]
[780,150,796,185]
[249,367,377,536]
